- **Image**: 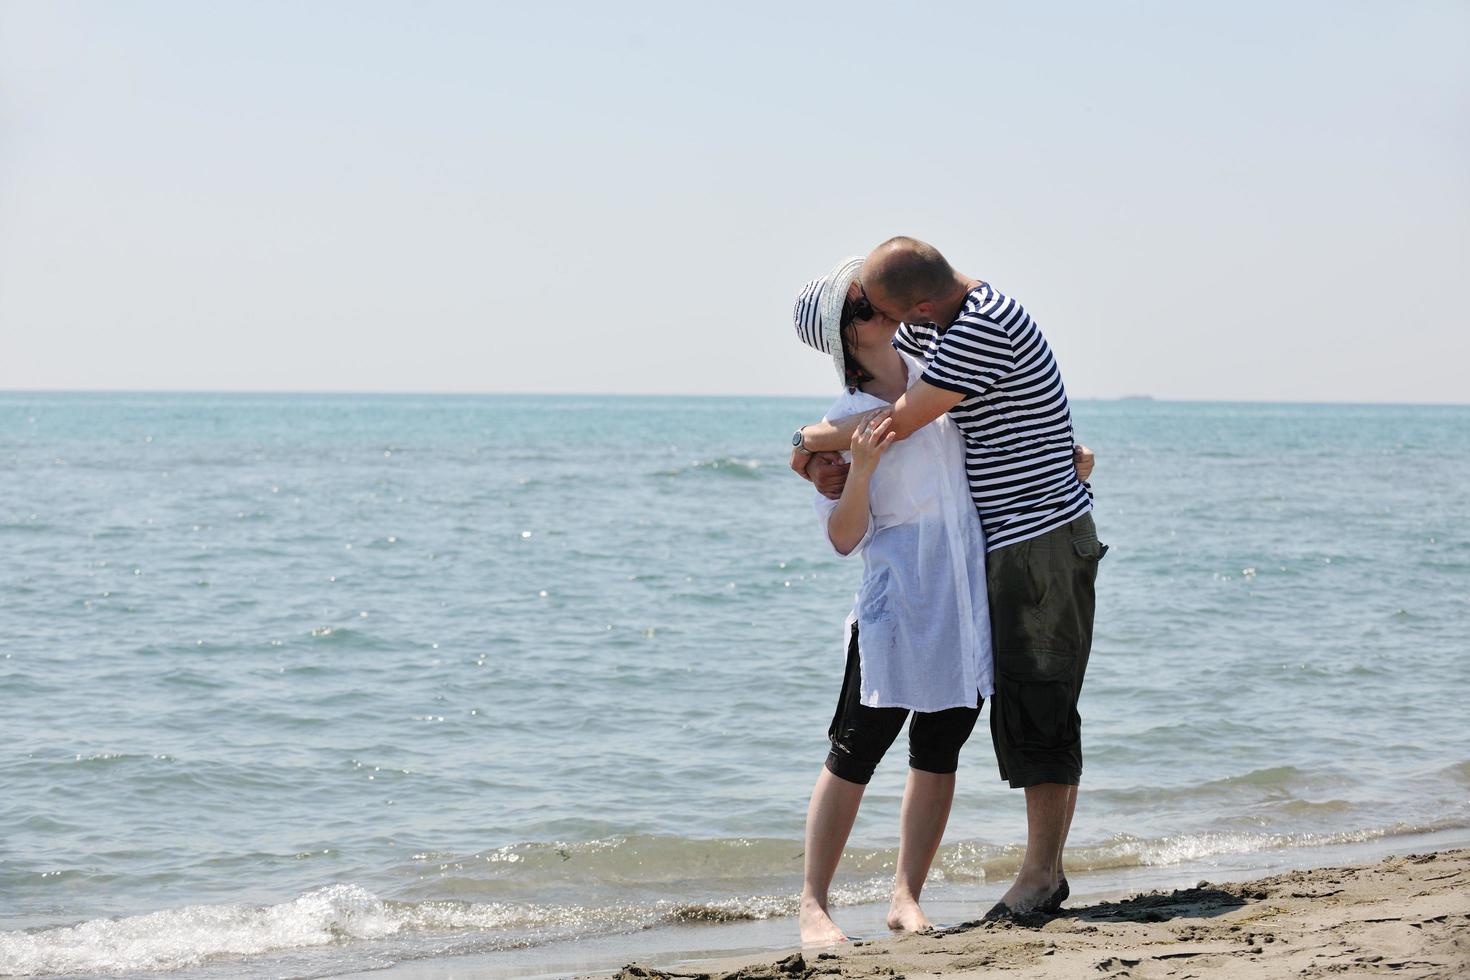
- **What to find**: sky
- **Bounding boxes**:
[1,1,1466,402]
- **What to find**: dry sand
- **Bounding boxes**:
[603,848,1469,980]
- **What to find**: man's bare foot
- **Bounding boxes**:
[995,867,1059,915]
[799,896,847,944]
[885,892,932,932]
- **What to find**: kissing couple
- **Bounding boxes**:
[788,236,1106,942]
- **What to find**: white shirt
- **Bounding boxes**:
[813,353,995,712]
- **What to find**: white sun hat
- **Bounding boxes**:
[792,255,865,387]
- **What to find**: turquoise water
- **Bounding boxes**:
[1,393,1467,977]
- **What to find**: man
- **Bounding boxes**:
[790,236,1105,917]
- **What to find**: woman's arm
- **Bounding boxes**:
[824,417,897,555]
[825,467,874,556]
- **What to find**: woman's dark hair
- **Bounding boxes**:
[839,297,874,390]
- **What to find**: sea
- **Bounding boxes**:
[1,392,1467,979]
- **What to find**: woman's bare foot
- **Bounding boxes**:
[885,892,932,932]
[799,896,848,944]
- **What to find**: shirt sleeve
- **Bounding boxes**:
[920,314,1014,397]
[891,321,926,359]
[813,486,873,558]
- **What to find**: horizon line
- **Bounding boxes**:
[0,387,1466,409]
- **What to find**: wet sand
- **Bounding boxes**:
[603,848,1469,980]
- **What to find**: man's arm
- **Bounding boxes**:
[885,380,969,439]
[792,380,966,458]
[804,380,966,450]
[795,407,889,454]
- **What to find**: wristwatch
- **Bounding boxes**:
[791,427,812,455]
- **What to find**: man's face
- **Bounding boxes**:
[858,276,930,329]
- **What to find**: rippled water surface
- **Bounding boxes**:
[1,393,1467,977]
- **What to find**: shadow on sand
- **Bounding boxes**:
[945,881,1254,932]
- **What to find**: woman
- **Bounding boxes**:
[791,257,1093,943]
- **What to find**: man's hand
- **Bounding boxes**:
[810,452,849,500]
[1074,444,1095,482]
[790,444,815,481]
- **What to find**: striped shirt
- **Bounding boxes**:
[894,283,1092,552]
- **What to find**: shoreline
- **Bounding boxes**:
[325,830,1470,980]
[602,849,1469,980]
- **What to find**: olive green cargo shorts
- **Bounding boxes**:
[985,511,1107,789]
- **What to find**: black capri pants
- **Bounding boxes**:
[824,622,984,785]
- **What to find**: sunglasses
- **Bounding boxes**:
[840,281,875,329]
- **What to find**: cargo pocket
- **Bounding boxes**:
[1070,527,1108,562]
[1070,527,1106,606]
[998,645,1079,753]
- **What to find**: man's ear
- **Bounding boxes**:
[913,301,934,322]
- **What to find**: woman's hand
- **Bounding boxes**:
[850,415,897,475]
[1074,444,1095,482]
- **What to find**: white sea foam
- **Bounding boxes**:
[0,868,905,977]
[0,884,524,976]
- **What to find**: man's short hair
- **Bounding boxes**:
[869,236,955,308]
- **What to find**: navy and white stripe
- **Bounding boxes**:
[894,283,1092,552]
[792,277,829,354]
